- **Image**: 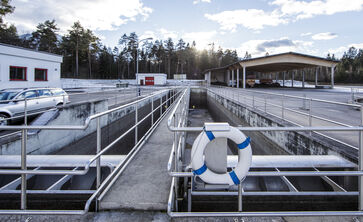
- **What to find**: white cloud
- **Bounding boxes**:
[271,0,363,20]
[140,31,157,40]
[205,9,287,31]
[140,28,180,42]
[159,28,178,39]
[238,37,314,57]
[193,0,211,4]
[301,32,312,37]
[328,43,363,56]
[312,32,338,40]
[182,31,218,50]
[206,0,363,32]
[6,0,152,33]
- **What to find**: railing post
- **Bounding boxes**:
[264,97,267,113]
[21,129,27,210]
[359,105,363,210]
[96,118,101,188]
[238,183,242,212]
[309,99,312,136]
[151,97,154,126]
[21,97,28,210]
[24,98,27,125]
[135,102,138,145]
[160,95,162,117]
[303,94,307,110]
[252,95,255,109]
[282,95,285,120]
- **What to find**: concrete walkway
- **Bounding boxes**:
[99,108,174,211]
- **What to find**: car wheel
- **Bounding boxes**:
[0,114,9,126]
[56,103,64,109]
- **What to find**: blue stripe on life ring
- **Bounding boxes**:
[205,131,215,141]
[193,164,207,175]
[237,137,250,149]
[229,171,240,185]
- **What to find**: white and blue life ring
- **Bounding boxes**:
[191,126,252,185]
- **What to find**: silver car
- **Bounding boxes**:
[0,88,69,126]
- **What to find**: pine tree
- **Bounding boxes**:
[31,20,59,53]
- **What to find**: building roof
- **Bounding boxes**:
[0,43,62,57]
[204,52,339,74]
[0,43,63,63]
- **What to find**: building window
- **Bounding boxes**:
[35,68,48,81]
[9,66,27,81]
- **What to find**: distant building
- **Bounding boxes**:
[136,73,167,86]
[174,74,187,80]
[0,43,63,89]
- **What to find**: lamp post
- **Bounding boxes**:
[136,37,153,74]
[88,41,97,79]
[135,37,153,96]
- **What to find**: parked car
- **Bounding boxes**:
[0,88,69,126]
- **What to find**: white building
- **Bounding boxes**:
[0,43,63,89]
[136,73,167,86]
[174,74,187,80]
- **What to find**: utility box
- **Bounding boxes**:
[136,73,167,86]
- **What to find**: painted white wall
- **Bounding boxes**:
[0,44,62,89]
[136,73,167,85]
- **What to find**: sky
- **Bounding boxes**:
[4,0,363,58]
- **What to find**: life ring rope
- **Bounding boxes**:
[192,129,251,185]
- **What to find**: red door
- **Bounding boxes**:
[145,77,154,85]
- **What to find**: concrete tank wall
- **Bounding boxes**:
[0,91,170,155]
[205,89,357,163]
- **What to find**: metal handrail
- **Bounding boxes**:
[208,87,360,149]
[0,89,176,175]
[0,87,157,125]
[214,85,361,108]
[0,87,182,214]
[166,86,363,216]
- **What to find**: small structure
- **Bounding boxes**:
[174,74,187,80]
[0,43,63,89]
[204,52,339,89]
[136,73,167,86]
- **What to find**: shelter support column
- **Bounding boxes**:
[315,67,318,87]
[208,71,211,87]
[232,69,235,87]
[283,71,286,87]
[292,70,295,88]
[331,65,335,89]
[243,66,246,89]
[237,69,240,88]
[227,70,230,86]
[302,70,305,88]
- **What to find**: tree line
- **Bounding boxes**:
[0,0,239,80]
[334,47,363,83]
[1,0,363,82]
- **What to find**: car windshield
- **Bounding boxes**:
[0,91,18,101]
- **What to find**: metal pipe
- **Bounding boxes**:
[169,171,363,177]
[309,98,312,136]
[168,126,363,132]
[191,191,358,196]
[238,183,242,212]
[282,95,285,120]
[264,97,267,113]
[24,98,27,125]
[96,118,101,188]
[168,211,363,217]
[151,98,154,125]
[21,129,27,210]
[360,105,363,210]
[135,102,138,145]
